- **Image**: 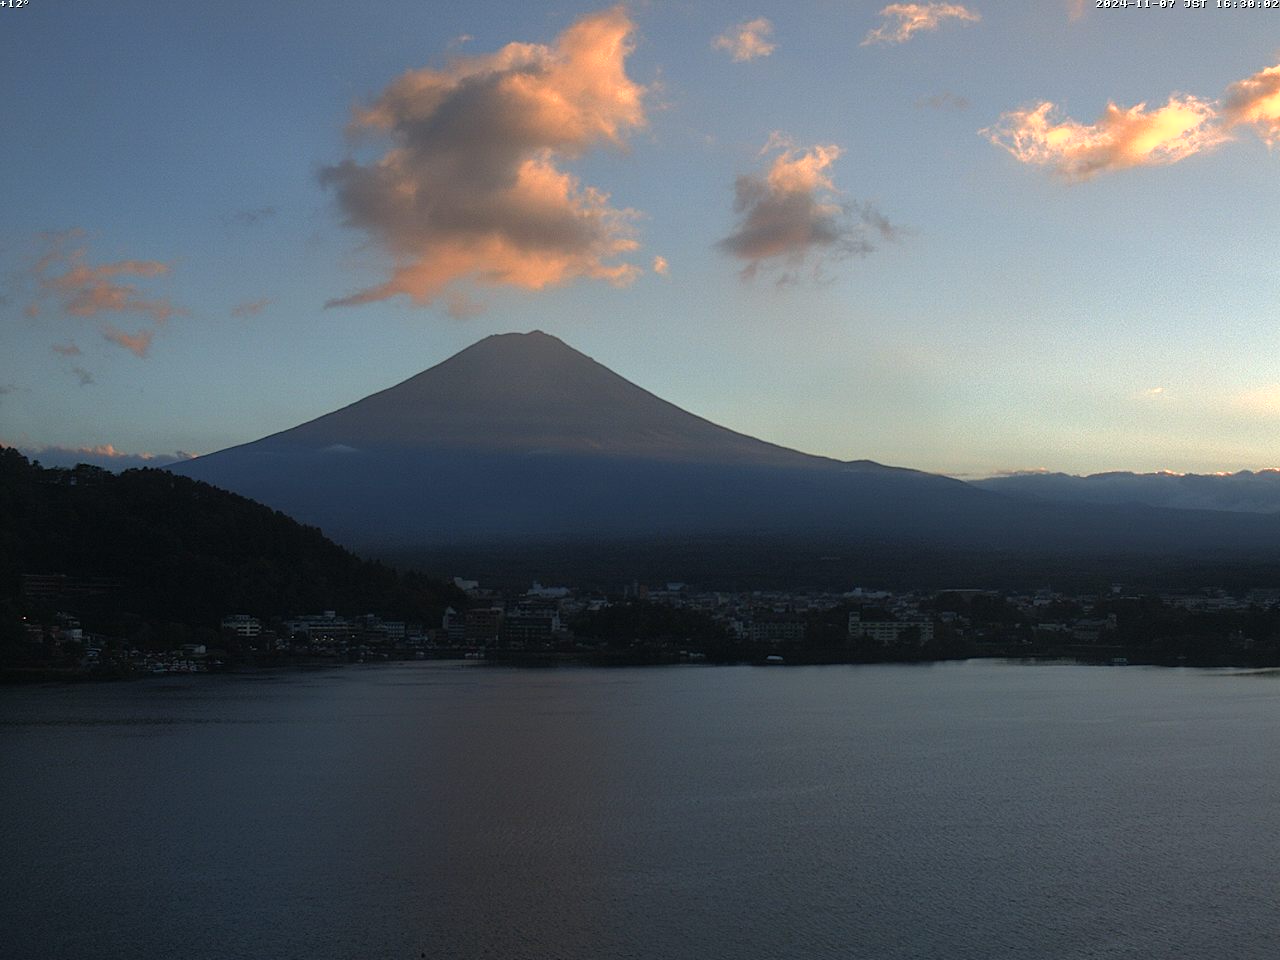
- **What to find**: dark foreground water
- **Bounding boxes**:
[2,661,1278,959]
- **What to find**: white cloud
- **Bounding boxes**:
[862,4,980,47]
[712,18,776,62]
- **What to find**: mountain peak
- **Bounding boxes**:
[441,329,600,375]
[251,331,829,467]
[469,329,568,351]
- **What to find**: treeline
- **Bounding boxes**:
[571,601,730,645]
[569,600,971,665]
[391,538,1280,595]
[0,447,460,649]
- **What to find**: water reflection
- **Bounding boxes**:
[1,662,1277,959]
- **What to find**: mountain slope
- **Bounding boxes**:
[257,330,838,466]
[170,331,1280,564]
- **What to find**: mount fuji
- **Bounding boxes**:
[171,331,1280,577]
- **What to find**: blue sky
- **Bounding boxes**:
[2,0,1278,477]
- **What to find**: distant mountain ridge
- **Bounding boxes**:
[973,469,1280,515]
[170,330,1280,570]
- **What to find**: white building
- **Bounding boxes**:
[848,612,933,645]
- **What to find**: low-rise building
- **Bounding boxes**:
[848,612,934,645]
[221,614,261,638]
[748,612,806,643]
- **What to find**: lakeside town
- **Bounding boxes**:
[10,572,1280,679]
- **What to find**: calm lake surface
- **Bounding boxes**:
[3,661,1278,959]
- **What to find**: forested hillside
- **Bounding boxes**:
[0,446,458,650]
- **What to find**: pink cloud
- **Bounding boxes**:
[862,4,980,46]
[322,6,646,309]
[712,18,776,62]
[1223,63,1280,146]
[44,259,177,323]
[30,235,181,330]
[985,61,1280,179]
[102,326,154,358]
[26,232,182,359]
[983,95,1225,180]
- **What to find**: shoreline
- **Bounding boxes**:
[6,647,1280,684]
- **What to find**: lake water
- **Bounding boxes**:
[2,661,1278,959]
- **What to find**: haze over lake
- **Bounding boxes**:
[4,661,1278,960]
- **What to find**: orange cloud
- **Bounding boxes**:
[712,18,776,62]
[26,233,181,358]
[102,326,154,358]
[718,134,898,281]
[862,3,980,46]
[1223,63,1280,146]
[983,95,1225,180]
[652,254,669,275]
[50,260,168,282]
[85,444,131,457]
[322,6,646,309]
[33,239,178,321]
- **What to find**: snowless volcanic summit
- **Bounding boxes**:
[246,330,833,467]
[171,330,966,547]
